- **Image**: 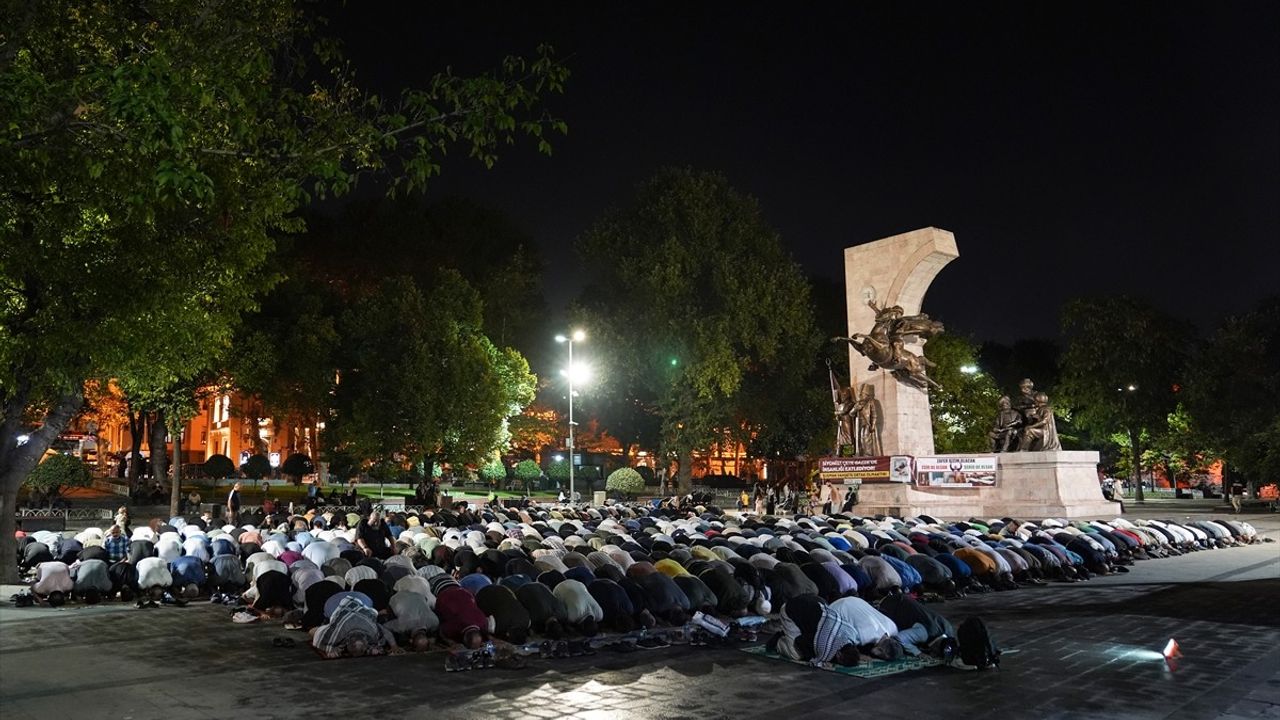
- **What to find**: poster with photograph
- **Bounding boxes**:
[818,456,914,484]
[914,455,998,488]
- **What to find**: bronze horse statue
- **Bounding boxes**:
[833,300,944,391]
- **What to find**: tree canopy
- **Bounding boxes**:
[606,467,645,497]
[326,273,537,474]
[203,454,235,480]
[1184,296,1280,487]
[925,334,1002,453]
[576,167,819,489]
[513,459,542,490]
[1056,296,1192,500]
[24,453,91,494]
[0,0,566,582]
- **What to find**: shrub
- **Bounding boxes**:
[326,451,359,482]
[479,457,507,484]
[606,467,645,498]
[282,453,314,483]
[240,454,273,480]
[203,454,236,479]
[546,459,570,482]
[513,459,542,491]
[26,453,92,493]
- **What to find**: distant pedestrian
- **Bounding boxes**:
[227,482,242,524]
[1230,481,1245,514]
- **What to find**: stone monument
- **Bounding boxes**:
[834,228,1116,519]
[843,227,957,456]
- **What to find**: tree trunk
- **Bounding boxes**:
[1129,426,1144,503]
[0,392,83,583]
[149,409,167,502]
[677,448,693,494]
[126,406,144,488]
[170,424,182,518]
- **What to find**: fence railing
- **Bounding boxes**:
[15,508,114,521]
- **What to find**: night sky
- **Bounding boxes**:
[333,1,1279,344]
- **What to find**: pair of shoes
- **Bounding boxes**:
[231,611,258,624]
[210,593,224,604]
[445,651,472,672]
[635,636,670,650]
[271,637,296,648]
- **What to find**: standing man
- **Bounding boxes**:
[1230,480,1245,514]
[226,482,242,525]
[356,508,394,560]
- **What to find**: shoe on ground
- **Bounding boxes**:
[232,611,258,624]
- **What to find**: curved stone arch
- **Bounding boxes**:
[842,227,958,457]
[886,229,959,315]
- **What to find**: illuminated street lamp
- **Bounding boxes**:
[555,330,589,503]
[960,364,979,375]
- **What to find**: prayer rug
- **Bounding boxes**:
[739,644,945,678]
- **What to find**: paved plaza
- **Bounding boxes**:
[2,506,1277,720]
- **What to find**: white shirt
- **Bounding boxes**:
[136,557,173,589]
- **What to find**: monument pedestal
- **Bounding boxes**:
[984,451,1120,519]
[854,451,1120,520]
[856,482,985,519]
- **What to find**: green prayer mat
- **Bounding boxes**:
[740,644,945,678]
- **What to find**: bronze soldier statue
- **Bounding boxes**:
[1018,391,1062,452]
[989,396,1022,453]
[853,384,883,456]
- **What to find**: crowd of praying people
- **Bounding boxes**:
[12,497,1265,669]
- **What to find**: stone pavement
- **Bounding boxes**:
[2,513,1277,720]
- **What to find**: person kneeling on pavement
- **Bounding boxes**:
[311,593,402,659]
[772,594,911,667]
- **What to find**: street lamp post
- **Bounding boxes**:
[556,330,586,504]
[1120,383,1143,503]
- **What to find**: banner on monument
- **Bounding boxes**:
[818,456,913,484]
[914,455,998,488]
